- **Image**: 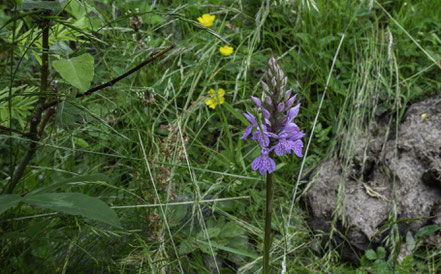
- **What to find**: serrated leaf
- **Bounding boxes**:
[23,192,121,228]
[52,53,94,91]
[0,194,22,215]
[365,249,377,260]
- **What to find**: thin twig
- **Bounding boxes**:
[0,125,28,136]
[43,44,175,109]
[76,44,175,98]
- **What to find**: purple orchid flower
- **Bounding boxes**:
[241,111,258,140]
[241,57,304,175]
[251,148,276,175]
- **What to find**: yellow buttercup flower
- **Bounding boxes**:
[421,113,428,119]
[205,88,225,109]
[219,45,234,56]
[197,14,215,27]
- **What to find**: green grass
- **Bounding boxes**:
[1,0,441,272]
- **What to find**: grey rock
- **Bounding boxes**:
[306,93,441,261]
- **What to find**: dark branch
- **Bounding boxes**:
[43,44,175,109]
[0,125,28,136]
[76,44,175,98]
[3,19,50,194]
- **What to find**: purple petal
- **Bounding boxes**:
[251,96,262,107]
[284,89,292,101]
[243,111,257,126]
[261,147,271,155]
[287,104,300,121]
[277,102,285,113]
[284,122,300,133]
[292,140,304,157]
[289,130,306,141]
[277,132,289,139]
[252,153,276,175]
[252,130,270,147]
[262,108,271,119]
[274,141,286,156]
[241,125,253,140]
[251,156,262,171]
[286,94,297,109]
[264,118,271,127]
[267,158,276,174]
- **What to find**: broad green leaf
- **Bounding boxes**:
[55,100,82,129]
[23,193,121,228]
[0,194,22,215]
[65,0,86,19]
[18,1,62,12]
[52,53,94,91]
[178,239,197,255]
[376,246,386,260]
[196,227,221,240]
[50,40,73,57]
[150,15,166,25]
[223,102,248,125]
[197,240,258,259]
[415,224,439,238]
[365,249,377,260]
[29,173,112,195]
[219,222,245,238]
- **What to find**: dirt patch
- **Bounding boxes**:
[306,93,441,261]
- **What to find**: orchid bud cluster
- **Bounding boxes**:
[241,57,305,175]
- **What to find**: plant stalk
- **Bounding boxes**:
[3,18,50,194]
[263,171,274,273]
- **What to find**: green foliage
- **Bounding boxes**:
[0,194,22,214]
[52,53,95,92]
[0,85,38,129]
[0,173,120,228]
[18,1,62,12]
[22,192,121,228]
[1,0,441,273]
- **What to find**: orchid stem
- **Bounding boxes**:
[263,170,274,273]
